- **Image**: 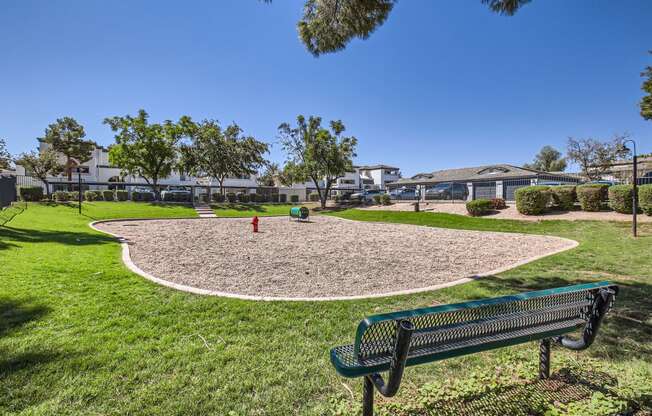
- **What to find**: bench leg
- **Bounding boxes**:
[539,338,551,379]
[363,376,374,416]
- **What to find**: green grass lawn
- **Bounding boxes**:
[1,204,650,415]
[210,203,315,217]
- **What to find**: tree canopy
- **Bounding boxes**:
[104,110,188,197]
[15,150,63,198]
[566,135,629,181]
[523,145,567,172]
[266,0,531,56]
[257,162,281,187]
[179,119,269,193]
[640,51,652,121]
[0,138,11,170]
[279,115,357,208]
[40,117,95,181]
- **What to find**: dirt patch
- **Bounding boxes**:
[94,216,576,299]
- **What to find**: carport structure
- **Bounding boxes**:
[388,164,580,202]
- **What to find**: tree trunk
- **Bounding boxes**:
[43,180,51,200]
[66,156,72,191]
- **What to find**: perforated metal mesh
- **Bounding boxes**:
[357,289,596,361]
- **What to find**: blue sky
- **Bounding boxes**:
[1,0,651,176]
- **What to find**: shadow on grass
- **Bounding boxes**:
[407,369,634,416]
[0,225,115,251]
[0,298,51,338]
[473,275,652,360]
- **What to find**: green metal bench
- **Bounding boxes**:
[330,281,618,416]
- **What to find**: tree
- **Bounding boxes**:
[566,135,630,181]
[14,150,63,199]
[523,145,567,172]
[40,117,95,182]
[104,110,187,199]
[640,51,652,121]
[0,138,11,170]
[257,162,281,187]
[179,119,269,195]
[278,115,357,209]
[265,0,531,56]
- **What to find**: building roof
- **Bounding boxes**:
[393,164,576,186]
[357,164,400,171]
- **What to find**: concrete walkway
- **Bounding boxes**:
[194,203,216,218]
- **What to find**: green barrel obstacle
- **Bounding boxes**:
[289,206,309,221]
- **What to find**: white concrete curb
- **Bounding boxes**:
[89,217,579,302]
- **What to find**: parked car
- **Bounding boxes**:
[389,188,418,200]
[161,189,192,202]
[350,189,383,202]
[425,183,468,200]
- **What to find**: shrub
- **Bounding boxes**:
[290,195,299,203]
[132,191,154,202]
[226,192,236,203]
[279,194,287,203]
[116,190,128,201]
[514,186,550,215]
[609,185,635,214]
[19,186,43,201]
[84,190,98,201]
[270,193,280,203]
[639,184,652,216]
[381,194,391,205]
[309,192,320,202]
[372,194,382,205]
[466,199,493,216]
[577,183,609,204]
[69,191,79,201]
[53,191,70,202]
[490,198,507,210]
[236,193,249,203]
[102,190,115,201]
[576,187,603,212]
[212,193,226,203]
[550,186,576,211]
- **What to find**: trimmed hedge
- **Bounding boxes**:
[290,195,299,203]
[19,186,43,202]
[226,192,236,203]
[639,184,652,216]
[372,194,382,205]
[84,190,101,201]
[236,193,249,203]
[102,190,115,201]
[514,186,550,215]
[279,194,287,203]
[116,190,128,201]
[576,184,609,211]
[132,190,155,202]
[550,186,576,211]
[53,191,71,202]
[609,185,634,214]
[380,194,391,205]
[576,187,603,212]
[212,193,226,203]
[270,194,280,203]
[490,198,507,210]
[466,199,493,216]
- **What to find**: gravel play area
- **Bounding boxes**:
[94,216,577,299]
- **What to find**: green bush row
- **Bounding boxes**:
[514,186,551,215]
[372,194,391,205]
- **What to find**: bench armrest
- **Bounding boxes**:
[368,319,414,397]
[555,287,617,350]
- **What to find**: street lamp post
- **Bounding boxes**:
[623,139,638,237]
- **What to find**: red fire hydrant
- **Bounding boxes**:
[251,216,259,233]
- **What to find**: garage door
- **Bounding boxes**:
[503,179,531,201]
[473,182,496,200]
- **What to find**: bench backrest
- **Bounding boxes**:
[354,281,616,362]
